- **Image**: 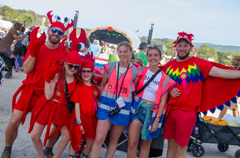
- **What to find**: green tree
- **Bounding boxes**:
[196,45,218,62]
[18,13,34,26]
[165,43,175,57]
[140,36,147,43]
[217,51,228,64]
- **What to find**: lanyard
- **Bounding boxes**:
[115,62,130,99]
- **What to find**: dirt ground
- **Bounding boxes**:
[0,71,239,158]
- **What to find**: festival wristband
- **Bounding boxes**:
[76,120,82,124]
[156,115,161,119]
[154,121,159,124]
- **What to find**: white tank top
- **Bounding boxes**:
[142,69,163,102]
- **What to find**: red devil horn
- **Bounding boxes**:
[69,29,77,41]
[65,19,74,31]
[188,33,194,39]
[47,11,53,24]
[78,28,86,44]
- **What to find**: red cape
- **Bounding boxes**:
[200,62,240,113]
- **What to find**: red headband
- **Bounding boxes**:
[173,31,194,47]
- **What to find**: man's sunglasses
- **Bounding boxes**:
[81,70,93,74]
[67,63,79,70]
[51,28,64,36]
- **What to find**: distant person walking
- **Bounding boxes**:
[89,39,101,56]
[135,42,148,66]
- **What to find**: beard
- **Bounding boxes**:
[177,51,190,60]
[48,35,61,44]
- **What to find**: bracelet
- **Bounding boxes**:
[76,120,82,124]
[156,115,161,119]
[153,121,159,124]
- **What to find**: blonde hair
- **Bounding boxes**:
[117,41,133,52]
[117,41,133,60]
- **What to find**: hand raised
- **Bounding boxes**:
[27,27,46,57]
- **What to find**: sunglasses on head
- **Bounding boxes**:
[51,28,64,36]
[148,46,159,49]
[81,69,93,74]
[67,63,79,70]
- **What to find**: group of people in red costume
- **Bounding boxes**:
[1,10,240,158]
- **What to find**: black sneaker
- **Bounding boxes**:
[43,150,54,158]
[1,151,11,158]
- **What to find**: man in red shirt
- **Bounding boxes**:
[163,32,240,158]
[1,12,71,158]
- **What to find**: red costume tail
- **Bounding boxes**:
[12,84,26,112]
[21,88,34,125]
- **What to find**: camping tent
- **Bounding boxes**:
[88,26,141,49]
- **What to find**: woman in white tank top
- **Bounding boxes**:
[127,47,173,158]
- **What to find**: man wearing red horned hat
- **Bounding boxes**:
[162,31,240,158]
[1,11,74,158]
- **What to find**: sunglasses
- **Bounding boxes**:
[81,69,93,74]
[51,28,64,36]
[67,63,79,70]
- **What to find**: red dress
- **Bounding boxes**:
[29,77,77,146]
[71,83,100,139]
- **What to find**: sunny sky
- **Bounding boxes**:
[1,0,240,46]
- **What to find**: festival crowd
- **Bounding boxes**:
[0,11,240,158]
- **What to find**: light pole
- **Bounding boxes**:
[147,23,154,45]
[73,10,79,29]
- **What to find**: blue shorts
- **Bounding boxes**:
[133,101,154,140]
[133,106,147,126]
[97,96,132,126]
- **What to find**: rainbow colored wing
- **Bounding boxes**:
[166,63,204,85]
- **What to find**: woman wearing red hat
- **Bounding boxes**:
[30,50,81,158]
[69,58,100,158]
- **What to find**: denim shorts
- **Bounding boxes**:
[133,106,147,126]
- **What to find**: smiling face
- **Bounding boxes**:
[117,45,131,63]
[147,49,161,67]
[81,68,93,82]
[48,27,64,44]
[176,40,192,60]
[64,62,79,76]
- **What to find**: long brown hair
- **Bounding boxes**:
[57,61,81,94]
